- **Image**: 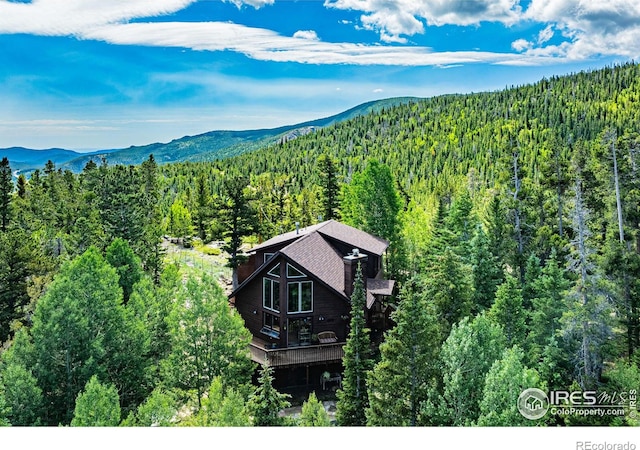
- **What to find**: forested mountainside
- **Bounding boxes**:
[1,62,640,427]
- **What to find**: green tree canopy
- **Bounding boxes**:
[71,375,121,427]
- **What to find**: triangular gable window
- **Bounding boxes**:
[287,263,305,278]
[267,263,280,277]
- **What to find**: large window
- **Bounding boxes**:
[288,281,313,313]
[263,278,280,312]
[261,312,280,339]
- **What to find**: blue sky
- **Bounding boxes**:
[0,0,638,151]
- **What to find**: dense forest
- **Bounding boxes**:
[1,62,640,426]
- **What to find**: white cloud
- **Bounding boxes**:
[373,88,383,93]
[0,0,196,35]
[325,0,522,42]
[537,24,554,44]
[225,0,274,9]
[523,0,640,59]
[293,30,319,40]
[2,0,640,69]
[512,38,532,52]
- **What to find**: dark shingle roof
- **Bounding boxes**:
[280,232,346,296]
[366,278,396,308]
[250,220,389,256]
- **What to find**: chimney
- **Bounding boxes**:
[343,248,368,298]
[295,222,300,235]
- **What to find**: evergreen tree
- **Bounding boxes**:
[298,392,331,426]
[526,251,570,366]
[469,224,503,312]
[248,364,291,427]
[561,176,614,389]
[317,153,340,221]
[70,376,121,427]
[0,157,12,232]
[105,238,142,304]
[219,173,256,289]
[366,275,441,426]
[138,155,165,283]
[193,174,212,241]
[336,265,372,426]
[488,273,527,346]
[444,189,476,258]
[423,247,473,338]
[0,229,32,343]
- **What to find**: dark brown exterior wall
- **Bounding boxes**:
[235,255,351,347]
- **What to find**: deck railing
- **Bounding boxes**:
[249,340,345,368]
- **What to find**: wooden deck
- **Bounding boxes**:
[249,337,345,368]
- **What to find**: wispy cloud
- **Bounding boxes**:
[0,0,639,68]
[324,0,640,61]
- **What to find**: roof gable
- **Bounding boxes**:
[280,231,346,297]
[249,220,389,256]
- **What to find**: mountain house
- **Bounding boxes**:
[229,220,396,390]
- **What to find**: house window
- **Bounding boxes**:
[286,263,305,278]
[264,253,275,263]
[261,312,280,339]
[288,281,313,313]
[267,263,280,277]
[263,278,280,312]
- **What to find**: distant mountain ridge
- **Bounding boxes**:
[0,97,419,174]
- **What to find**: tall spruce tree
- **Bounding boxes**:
[336,264,372,426]
[219,173,255,290]
[366,275,441,426]
[317,153,339,221]
[248,364,291,426]
[0,157,12,232]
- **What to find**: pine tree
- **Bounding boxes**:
[219,173,256,290]
[469,224,503,312]
[317,153,340,221]
[193,174,212,241]
[336,264,372,426]
[489,273,527,346]
[561,176,614,389]
[105,238,142,304]
[526,251,570,366]
[298,392,331,426]
[0,157,12,232]
[248,364,291,426]
[366,275,441,426]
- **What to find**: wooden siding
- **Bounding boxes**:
[235,254,352,349]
